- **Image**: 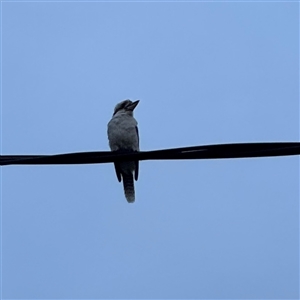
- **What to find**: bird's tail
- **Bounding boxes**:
[122,172,135,203]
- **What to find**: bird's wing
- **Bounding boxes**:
[135,126,139,181]
[114,162,122,182]
[135,126,139,148]
[134,159,139,181]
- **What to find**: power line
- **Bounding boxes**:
[1,142,299,166]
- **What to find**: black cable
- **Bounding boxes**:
[1,142,299,166]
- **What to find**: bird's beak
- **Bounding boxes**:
[127,100,140,111]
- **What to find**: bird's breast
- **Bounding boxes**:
[107,116,139,152]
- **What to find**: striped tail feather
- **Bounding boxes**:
[122,172,135,203]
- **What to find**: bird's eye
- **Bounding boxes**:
[121,102,128,108]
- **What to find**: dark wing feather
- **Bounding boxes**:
[135,126,139,181]
[134,159,139,181]
[114,162,122,182]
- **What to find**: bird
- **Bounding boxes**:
[107,99,140,203]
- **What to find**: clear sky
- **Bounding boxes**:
[1,1,299,299]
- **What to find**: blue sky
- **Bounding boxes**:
[1,1,299,299]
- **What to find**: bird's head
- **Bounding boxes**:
[113,99,140,116]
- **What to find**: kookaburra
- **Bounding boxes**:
[107,100,140,203]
